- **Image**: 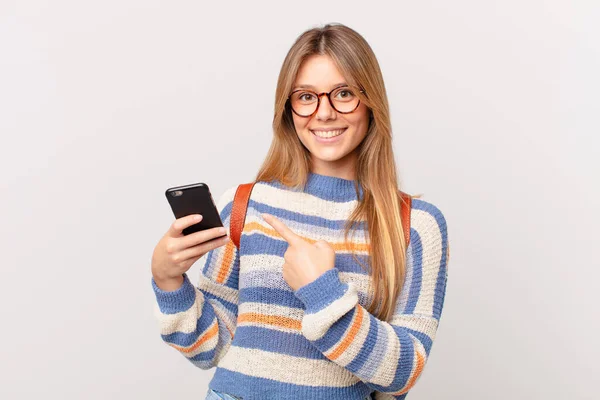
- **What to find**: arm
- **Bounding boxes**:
[151,186,240,369]
[293,201,449,397]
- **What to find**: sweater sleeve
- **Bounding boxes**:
[293,201,449,398]
[151,185,240,369]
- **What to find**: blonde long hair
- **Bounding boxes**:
[255,23,416,322]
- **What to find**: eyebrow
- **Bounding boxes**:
[293,82,348,91]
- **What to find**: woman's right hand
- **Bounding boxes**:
[151,214,230,291]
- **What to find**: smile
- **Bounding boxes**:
[310,128,347,141]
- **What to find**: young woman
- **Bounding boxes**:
[151,23,450,400]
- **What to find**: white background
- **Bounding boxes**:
[1,1,598,399]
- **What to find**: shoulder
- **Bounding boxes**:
[216,181,276,212]
[409,198,449,251]
[214,185,240,215]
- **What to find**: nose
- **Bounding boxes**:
[315,93,336,120]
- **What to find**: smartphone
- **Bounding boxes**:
[165,182,225,236]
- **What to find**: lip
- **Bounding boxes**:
[310,127,347,143]
[310,127,347,131]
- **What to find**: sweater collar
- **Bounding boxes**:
[263,172,364,202]
[302,172,363,202]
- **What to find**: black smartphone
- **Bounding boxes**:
[165,182,225,236]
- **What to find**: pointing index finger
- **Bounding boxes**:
[262,213,301,245]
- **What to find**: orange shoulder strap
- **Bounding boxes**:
[230,182,412,250]
[399,190,412,248]
[230,182,256,249]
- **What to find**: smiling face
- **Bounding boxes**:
[290,54,370,179]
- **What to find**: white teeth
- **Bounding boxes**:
[311,129,346,138]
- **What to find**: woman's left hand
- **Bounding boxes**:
[262,213,335,291]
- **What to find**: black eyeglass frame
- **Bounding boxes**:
[287,86,366,117]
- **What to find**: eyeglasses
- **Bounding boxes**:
[288,86,365,117]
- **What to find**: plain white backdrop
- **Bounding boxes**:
[1,1,598,399]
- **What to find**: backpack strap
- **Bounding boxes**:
[230,182,412,250]
[399,190,412,248]
[230,182,256,249]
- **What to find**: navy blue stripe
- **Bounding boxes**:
[233,326,327,360]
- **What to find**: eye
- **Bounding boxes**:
[334,88,356,101]
[298,92,316,102]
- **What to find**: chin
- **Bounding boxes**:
[310,149,350,163]
[314,153,345,162]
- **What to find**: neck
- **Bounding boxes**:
[309,154,357,181]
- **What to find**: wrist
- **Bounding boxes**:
[152,273,184,291]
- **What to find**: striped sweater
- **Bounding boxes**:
[152,172,450,400]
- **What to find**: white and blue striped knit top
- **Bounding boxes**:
[152,172,450,400]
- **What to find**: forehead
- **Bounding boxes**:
[293,54,347,90]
